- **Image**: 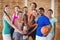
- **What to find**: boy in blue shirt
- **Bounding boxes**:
[36,7,52,40]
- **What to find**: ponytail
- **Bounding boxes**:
[4,10,11,20]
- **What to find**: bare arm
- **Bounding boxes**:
[28,25,37,35]
[54,22,56,38]
[14,19,24,34]
[51,22,56,40]
[47,24,52,35]
[5,16,23,34]
[28,23,37,28]
[49,24,52,33]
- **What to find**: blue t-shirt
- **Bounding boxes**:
[36,16,51,36]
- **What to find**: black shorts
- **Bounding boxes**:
[28,28,36,39]
[10,28,14,38]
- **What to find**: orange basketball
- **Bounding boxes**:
[41,26,49,35]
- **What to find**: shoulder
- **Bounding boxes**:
[43,16,49,19]
[38,16,49,20]
[2,15,5,20]
[14,18,18,23]
[12,13,17,19]
[52,17,57,20]
[42,16,50,23]
[3,15,9,21]
[12,13,16,17]
[52,17,57,22]
[43,16,49,20]
[22,14,26,18]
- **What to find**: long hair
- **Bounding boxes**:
[4,5,11,20]
[4,10,11,20]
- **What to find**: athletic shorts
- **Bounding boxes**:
[28,30,36,39]
[23,34,28,40]
[2,34,11,40]
[47,33,54,40]
[36,35,47,40]
[13,32,23,40]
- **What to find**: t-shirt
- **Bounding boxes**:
[36,16,51,36]
[49,17,57,34]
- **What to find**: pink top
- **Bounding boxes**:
[11,13,18,32]
[12,13,18,24]
[12,13,23,32]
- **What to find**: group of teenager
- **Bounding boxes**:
[2,2,57,40]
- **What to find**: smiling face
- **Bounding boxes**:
[15,7,18,12]
[17,11,23,20]
[18,13,22,18]
[23,7,28,14]
[47,11,52,17]
[14,7,19,12]
[30,2,37,10]
[4,7,10,13]
[32,10,37,17]
[38,7,45,16]
[31,4,36,10]
[38,9,44,15]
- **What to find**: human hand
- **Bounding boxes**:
[23,31,28,34]
[52,36,55,40]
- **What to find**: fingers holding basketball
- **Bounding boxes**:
[41,26,49,35]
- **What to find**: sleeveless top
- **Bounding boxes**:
[2,15,11,34]
[10,14,18,31]
[12,14,18,24]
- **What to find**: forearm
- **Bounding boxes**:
[54,23,56,37]
[5,16,23,34]
[48,24,52,33]
[28,26,37,35]
[29,23,37,28]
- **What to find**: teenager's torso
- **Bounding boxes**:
[2,15,11,34]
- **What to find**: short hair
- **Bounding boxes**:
[30,2,37,8]
[39,7,45,12]
[22,6,28,11]
[33,9,37,12]
[14,6,20,9]
[18,11,22,13]
[23,6,28,9]
[48,9,53,13]
[18,11,22,15]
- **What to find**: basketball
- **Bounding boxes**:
[41,26,49,35]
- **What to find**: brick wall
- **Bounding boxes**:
[55,0,60,40]
[28,0,51,14]
[0,0,24,40]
